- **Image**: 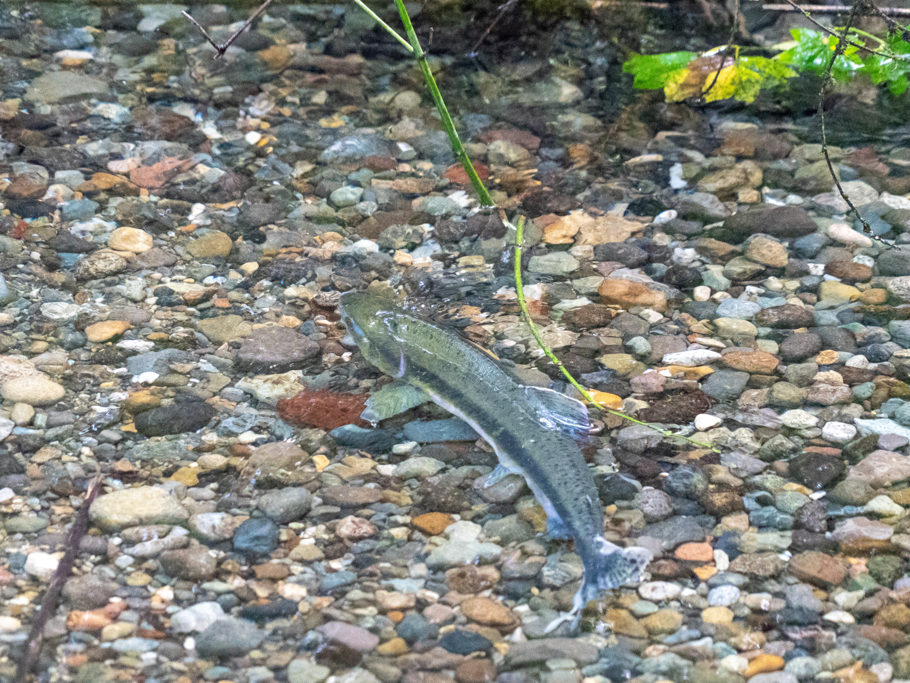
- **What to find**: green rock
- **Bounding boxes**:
[843,433,880,464]
[287,658,330,683]
[868,554,903,586]
[893,644,910,679]
[597,353,646,377]
[528,251,579,276]
[723,256,765,281]
[758,434,797,461]
[829,478,875,506]
[197,315,253,346]
[4,515,49,533]
[26,71,111,105]
[768,381,807,408]
[714,317,757,338]
[378,224,423,250]
[701,265,731,291]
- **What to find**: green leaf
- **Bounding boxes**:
[622,51,698,90]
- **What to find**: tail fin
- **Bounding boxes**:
[593,540,652,592]
[545,542,652,634]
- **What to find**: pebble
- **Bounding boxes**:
[195,618,265,658]
[1,375,65,406]
[90,486,188,531]
[170,602,225,633]
[233,517,280,556]
[109,227,154,253]
[257,487,313,523]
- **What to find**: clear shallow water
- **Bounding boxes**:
[3,2,910,683]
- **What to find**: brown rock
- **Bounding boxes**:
[604,608,648,638]
[873,603,910,630]
[277,389,368,430]
[561,304,615,330]
[6,174,47,199]
[455,658,496,683]
[321,485,382,507]
[853,624,909,648]
[825,260,873,283]
[789,551,847,586]
[721,349,780,374]
[832,516,894,554]
[335,515,377,541]
[598,278,667,312]
[446,565,500,594]
[84,320,131,343]
[412,512,455,536]
[701,491,745,516]
[460,597,517,629]
[728,552,784,577]
[675,542,714,563]
[641,609,683,635]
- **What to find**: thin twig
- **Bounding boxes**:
[817,1,894,248]
[777,0,906,60]
[763,2,910,15]
[183,0,277,59]
[469,0,520,56]
[509,214,721,453]
[16,476,104,681]
[699,0,742,100]
[860,0,910,42]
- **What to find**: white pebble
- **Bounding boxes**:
[0,616,21,632]
[392,441,418,455]
[638,581,681,602]
[707,585,740,606]
[693,286,711,302]
[661,349,722,366]
[779,409,819,429]
[821,421,857,444]
[822,610,855,624]
[24,551,59,581]
[864,494,905,517]
[827,222,873,247]
[694,414,723,431]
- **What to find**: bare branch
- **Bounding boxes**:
[763,2,910,16]
[183,0,277,60]
[817,1,893,248]
[16,476,104,681]
[776,0,906,60]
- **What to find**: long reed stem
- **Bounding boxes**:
[391,0,494,206]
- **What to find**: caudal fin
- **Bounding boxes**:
[545,542,652,634]
[594,542,652,592]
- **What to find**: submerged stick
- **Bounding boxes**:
[16,476,104,680]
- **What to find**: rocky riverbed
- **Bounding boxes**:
[3,2,910,682]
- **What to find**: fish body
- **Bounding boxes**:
[338,292,651,629]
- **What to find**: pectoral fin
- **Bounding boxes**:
[361,381,431,424]
[522,386,591,439]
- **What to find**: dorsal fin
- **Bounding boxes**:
[522,386,591,439]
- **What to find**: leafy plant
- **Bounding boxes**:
[623,25,910,102]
